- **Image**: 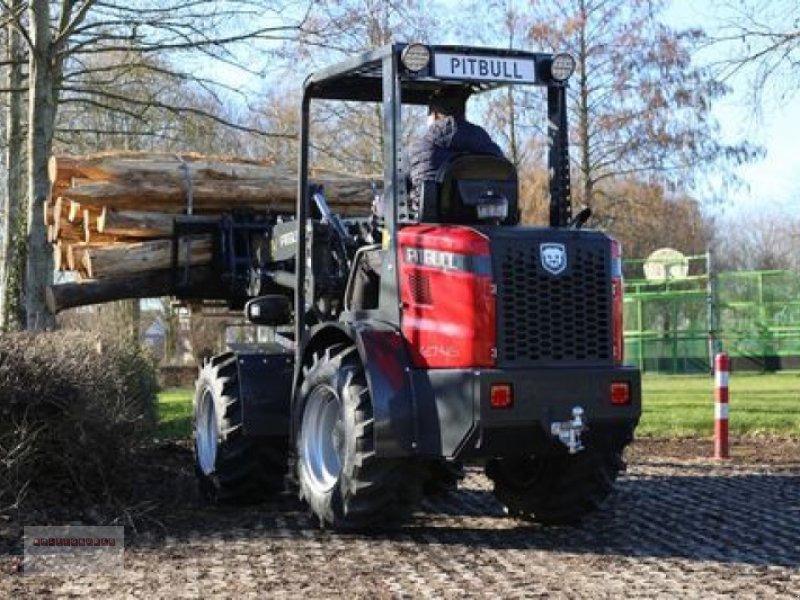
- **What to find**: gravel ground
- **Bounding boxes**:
[2,438,799,598]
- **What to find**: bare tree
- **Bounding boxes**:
[712,0,800,108]
[525,0,759,218]
[0,0,307,330]
[1,0,26,330]
[464,0,543,171]
[714,210,800,271]
[285,0,438,174]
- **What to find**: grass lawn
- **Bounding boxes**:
[157,372,800,440]
[157,388,194,439]
[639,371,800,438]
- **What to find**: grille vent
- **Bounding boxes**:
[496,241,612,366]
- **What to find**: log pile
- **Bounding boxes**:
[45,152,375,312]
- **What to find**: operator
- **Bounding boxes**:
[408,86,505,213]
[351,88,505,311]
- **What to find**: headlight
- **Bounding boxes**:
[550,53,576,81]
[401,44,431,72]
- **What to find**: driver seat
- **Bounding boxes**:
[418,154,519,225]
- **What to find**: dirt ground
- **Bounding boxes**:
[2,437,799,598]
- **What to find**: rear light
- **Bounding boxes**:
[490,383,513,409]
[610,381,631,405]
[611,239,624,365]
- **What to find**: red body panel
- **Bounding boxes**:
[398,225,496,369]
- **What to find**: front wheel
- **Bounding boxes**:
[193,352,287,503]
[295,345,423,529]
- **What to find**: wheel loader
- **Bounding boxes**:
[190,43,641,529]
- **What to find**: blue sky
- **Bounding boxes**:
[665,1,799,217]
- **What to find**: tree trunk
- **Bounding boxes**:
[507,87,519,168]
[1,0,28,331]
[26,0,57,329]
[122,298,141,346]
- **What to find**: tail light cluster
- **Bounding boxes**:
[397,225,496,369]
[611,238,624,365]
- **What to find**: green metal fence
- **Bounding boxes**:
[623,254,800,373]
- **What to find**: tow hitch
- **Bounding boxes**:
[550,406,586,454]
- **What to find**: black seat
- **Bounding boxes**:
[418,154,519,225]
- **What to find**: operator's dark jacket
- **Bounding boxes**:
[408,115,505,206]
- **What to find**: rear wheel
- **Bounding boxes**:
[193,352,287,503]
[485,431,631,524]
[296,345,423,529]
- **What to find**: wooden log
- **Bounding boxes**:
[82,236,213,279]
[53,241,67,271]
[83,210,92,243]
[66,242,108,273]
[46,266,227,313]
[49,220,84,243]
[49,153,281,186]
[58,176,372,215]
[66,243,81,272]
[96,208,214,238]
[67,200,83,223]
[51,196,65,240]
[49,178,71,206]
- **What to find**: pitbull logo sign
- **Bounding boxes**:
[540,243,567,275]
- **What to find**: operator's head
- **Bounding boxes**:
[427,87,469,124]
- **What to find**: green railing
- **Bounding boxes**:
[623,256,800,373]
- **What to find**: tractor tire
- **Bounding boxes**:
[295,345,423,530]
[193,352,287,503]
[485,430,632,524]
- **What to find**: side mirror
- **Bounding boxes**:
[245,295,291,326]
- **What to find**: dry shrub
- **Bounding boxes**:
[0,331,157,511]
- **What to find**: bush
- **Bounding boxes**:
[0,332,158,512]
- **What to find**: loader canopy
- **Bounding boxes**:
[295,43,574,342]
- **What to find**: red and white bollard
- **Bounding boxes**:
[714,352,730,459]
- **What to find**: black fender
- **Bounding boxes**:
[236,344,294,438]
[295,321,420,458]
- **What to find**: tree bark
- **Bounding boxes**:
[66,242,106,273]
[97,208,215,238]
[577,0,593,207]
[49,153,375,215]
[1,0,28,331]
[26,0,57,329]
[49,153,287,186]
[56,175,372,215]
[81,236,213,279]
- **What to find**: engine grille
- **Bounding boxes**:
[495,239,612,367]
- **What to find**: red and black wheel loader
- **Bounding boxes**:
[189,43,641,529]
